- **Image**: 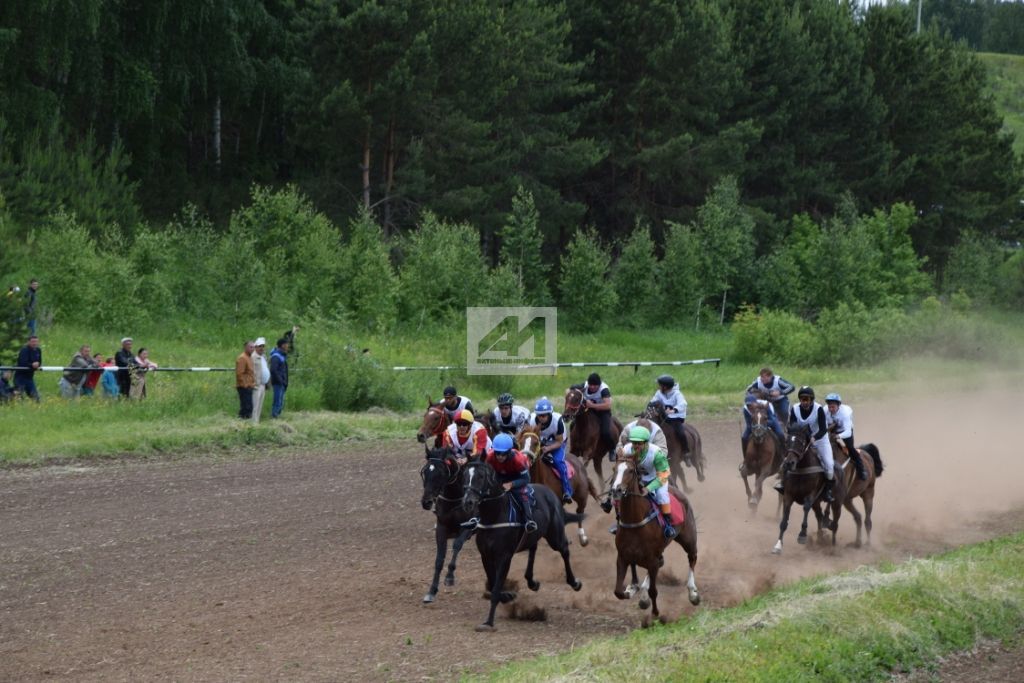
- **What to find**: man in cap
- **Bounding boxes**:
[251,337,271,423]
[440,386,474,423]
[114,337,135,398]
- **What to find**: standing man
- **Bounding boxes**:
[251,337,270,423]
[15,335,42,401]
[23,279,39,336]
[236,340,255,420]
[59,344,97,399]
[270,337,289,418]
[115,337,135,398]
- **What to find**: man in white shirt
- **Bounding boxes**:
[251,337,271,423]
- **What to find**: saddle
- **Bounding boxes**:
[506,485,536,523]
[541,454,575,481]
[644,492,685,526]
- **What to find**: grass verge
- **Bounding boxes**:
[468,532,1024,682]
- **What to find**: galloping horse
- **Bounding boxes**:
[419,445,474,603]
[609,455,699,620]
[772,429,845,554]
[461,461,583,631]
[517,424,599,547]
[641,402,706,492]
[741,400,784,511]
[832,438,884,548]
[416,399,450,447]
[563,386,622,482]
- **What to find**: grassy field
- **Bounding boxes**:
[469,532,1024,682]
[979,52,1024,157]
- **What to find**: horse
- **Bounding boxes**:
[609,455,700,620]
[740,400,784,511]
[641,401,706,492]
[517,424,600,547]
[461,460,583,631]
[419,445,475,604]
[416,399,450,447]
[772,428,845,554]
[563,385,623,482]
[832,438,884,548]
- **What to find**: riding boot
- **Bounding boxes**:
[661,504,677,539]
[773,472,785,494]
[600,497,613,513]
[741,436,749,459]
[850,449,868,480]
[822,478,835,503]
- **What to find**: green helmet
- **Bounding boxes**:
[628,425,651,443]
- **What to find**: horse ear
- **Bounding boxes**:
[426,395,434,406]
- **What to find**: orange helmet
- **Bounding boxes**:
[456,409,474,425]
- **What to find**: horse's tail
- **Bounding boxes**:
[563,512,587,526]
[861,443,883,478]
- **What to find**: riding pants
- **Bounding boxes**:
[773,397,791,429]
[667,418,689,454]
[596,410,614,457]
[512,486,533,523]
[813,435,834,480]
[643,480,671,506]
[546,443,573,498]
[742,411,785,441]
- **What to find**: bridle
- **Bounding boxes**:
[420,453,461,509]
[750,404,769,443]
[783,430,813,472]
[563,387,584,421]
[420,404,450,441]
[610,454,659,528]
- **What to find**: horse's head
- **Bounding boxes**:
[610,450,644,503]
[461,460,499,516]
[642,401,667,423]
[748,401,770,443]
[783,428,812,472]
[417,400,449,444]
[516,425,542,463]
[563,385,584,419]
[420,445,458,510]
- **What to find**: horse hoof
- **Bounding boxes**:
[444,576,455,587]
[689,591,701,606]
[846,541,862,549]
[422,593,436,604]
[579,534,589,547]
[614,590,628,600]
[639,598,651,610]
[499,591,517,603]
[527,579,540,592]
[797,535,807,545]
[475,623,496,633]
[697,473,706,482]
[572,580,583,592]
[771,541,783,555]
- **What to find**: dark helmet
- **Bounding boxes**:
[497,393,514,406]
[587,372,602,385]
[443,386,457,398]
[656,374,675,388]
[797,386,815,400]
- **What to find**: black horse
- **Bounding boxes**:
[461,460,583,631]
[420,446,474,604]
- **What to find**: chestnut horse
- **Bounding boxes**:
[416,399,450,447]
[563,386,623,482]
[640,401,706,492]
[609,454,700,620]
[831,439,884,548]
[741,400,784,511]
[419,445,474,603]
[517,425,599,547]
[772,429,845,554]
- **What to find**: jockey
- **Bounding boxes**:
[602,417,666,513]
[484,433,537,532]
[825,393,867,480]
[528,397,574,505]
[746,366,795,429]
[622,426,677,539]
[741,391,786,454]
[443,409,491,465]
[441,386,474,423]
[651,374,690,464]
[491,393,530,435]
[578,372,615,461]
[781,386,835,502]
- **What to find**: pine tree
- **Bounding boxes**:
[558,228,617,330]
[498,187,551,306]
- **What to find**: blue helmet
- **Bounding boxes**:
[744,393,759,404]
[493,433,515,453]
[825,392,842,403]
[534,397,553,415]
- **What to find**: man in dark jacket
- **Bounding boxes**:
[24,279,38,336]
[114,337,135,398]
[270,337,290,418]
[15,335,42,401]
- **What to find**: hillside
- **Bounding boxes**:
[979,52,1024,156]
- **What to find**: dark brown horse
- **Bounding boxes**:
[641,401,706,492]
[609,454,699,620]
[832,439,884,548]
[419,445,474,603]
[416,399,451,447]
[563,386,622,482]
[517,425,599,547]
[741,400,784,511]
[772,429,845,554]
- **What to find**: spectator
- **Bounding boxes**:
[59,344,97,399]
[236,340,255,419]
[130,347,158,399]
[270,337,289,418]
[14,335,42,401]
[115,338,135,397]
[1,369,18,402]
[81,352,105,396]
[251,337,270,423]
[99,356,120,398]
[283,325,299,365]
[23,279,39,336]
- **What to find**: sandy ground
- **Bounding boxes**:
[1,391,1022,681]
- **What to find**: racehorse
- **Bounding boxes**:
[461,460,583,631]
[740,400,784,511]
[416,399,450,447]
[419,445,475,603]
[641,401,706,492]
[609,454,700,620]
[832,439,884,548]
[772,428,845,554]
[517,424,599,547]
[563,386,623,482]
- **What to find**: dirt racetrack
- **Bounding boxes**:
[2,391,1023,681]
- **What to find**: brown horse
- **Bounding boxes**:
[831,439,884,548]
[641,402,706,492]
[563,386,623,482]
[772,429,845,554]
[609,454,699,620]
[741,401,784,511]
[416,399,450,447]
[517,425,599,547]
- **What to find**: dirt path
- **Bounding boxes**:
[1,392,1022,681]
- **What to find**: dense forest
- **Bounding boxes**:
[2,0,1024,342]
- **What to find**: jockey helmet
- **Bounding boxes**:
[628,425,651,443]
[825,392,842,404]
[744,393,759,404]
[456,409,474,425]
[534,397,553,415]
[497,393,514,406]
[797,386,815,400]
[493,433,515,453]
[443,386,457,398]
[657,374,675,388]
[587,372,602,385]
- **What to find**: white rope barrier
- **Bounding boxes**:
[391,358,721,371]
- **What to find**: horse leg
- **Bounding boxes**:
[477,553,515,632]
[753,471,770,509]
[614,554,630,600]
[573,473,589,547]
[647,564,661,620]
[773,497,794,554]
[862,488,875,547]
[524,544,541,592]
[843,497,864,549]
[675,528,700,606]
[625,563,641,597]
[424,525,449,603]
[798,500,812,545]
[559,540,583,592]
[829,499,842,547]
[742,470,755,508]
[445,527,472,587]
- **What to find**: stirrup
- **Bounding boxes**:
[525,520,538,532]
[608,522,618,535]
[561,493,574,505]
[773,479,784,493]
[663,524,678,539]
[822,482,835,502]
[600,498,613,513]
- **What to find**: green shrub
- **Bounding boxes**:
[612,221,661,328]
[319,345,405,412]
[338,209,399,330]
[731,306,819,364]
[558,227,618,330]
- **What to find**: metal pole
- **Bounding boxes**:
[917,0,922,35]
